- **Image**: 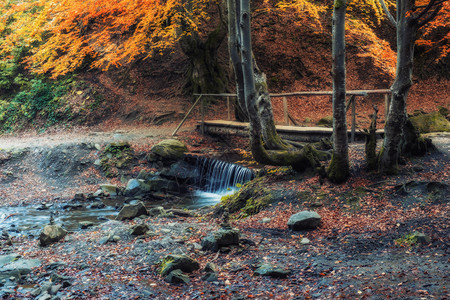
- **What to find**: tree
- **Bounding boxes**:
[327,0,350,183]
[378,0,446,174]
[0,0,228,95]
[230,0,324,173]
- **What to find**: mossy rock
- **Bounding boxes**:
[150,139,188,161]
[410,111,450,133]
[159,255,200,277]
[100,142,134,177]
[220,177,274,216]
[317,116,333,128]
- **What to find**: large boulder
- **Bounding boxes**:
[150,139,188,161]
[147,176,180,193]
[39,225,67,247]
[116,201,149,221]
[201,228,240,251]
[0,254,41,280]
[160,160,199,182]
[410,111,450,133]
[159,255,200,277]
[287,211,321,230]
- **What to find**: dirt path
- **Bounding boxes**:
[0,125,196,150]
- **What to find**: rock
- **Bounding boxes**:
[300,238,311,245]
[148,206,166,217]
[260,217,271,224]
[0,230,12,247]
[116,201,149,221]
[147,176,180,193]
[164,269,190,284]
[254,263,291,278]
[166,209,194,218]
[79,221,95,229]
[130,223,150,236]
[202,272,219,282]
[204,262,217,273]
[0,254,41,280]
[100,184,118,196]
[160,160,199,181]
[39,225,67,246]
[73,193,85,201]
[160,255,200,277]
[150,139,188,161]
[287,211,321,230]
[201,228,240,251]
[410,111,450,133]
[124,179,152,196]
[412,231,431,245]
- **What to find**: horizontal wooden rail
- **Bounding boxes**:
[187,89,392,141]
[193,89,391,98]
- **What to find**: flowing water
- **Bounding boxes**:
[0,158,254,236]
[0,205,117,237]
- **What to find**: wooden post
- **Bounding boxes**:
[283,97,289,125]
[201,96,205,134]
[172,95,203,136]
[227,97,231,121]
[351,95,356,143]
[384,93,390,121]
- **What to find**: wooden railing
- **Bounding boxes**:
[173,89,392,142]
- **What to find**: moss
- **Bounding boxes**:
[220,177,274,216]
[316,116,333,128]
[334,0,346,9]
[100,142,134,177]
[410,111,450,133]
[327,152,349,183]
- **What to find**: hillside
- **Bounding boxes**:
[0,0,448,134]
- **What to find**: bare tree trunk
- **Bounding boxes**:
[227,0,248,121]
[327,0,349,183]
[238,0,322,172]
[379,0,417,174]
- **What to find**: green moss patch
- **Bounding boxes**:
[100,142,134,177]
[410,111,450,133]
[220,177,274,217]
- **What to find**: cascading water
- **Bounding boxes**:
[195,157,254,193]
[186,156,255,208]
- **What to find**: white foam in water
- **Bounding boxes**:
[190,187,239,209]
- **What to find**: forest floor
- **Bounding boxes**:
[0,123,448,299]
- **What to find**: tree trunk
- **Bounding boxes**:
[179,1,228,97]
[238,0,322,172]
[379,0,417,174]
[227,0,248,121]
[327,0,349,183]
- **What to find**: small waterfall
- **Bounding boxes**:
[193,157,254,193]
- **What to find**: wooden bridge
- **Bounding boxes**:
[173,89,390,142]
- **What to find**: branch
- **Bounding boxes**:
[417,2,444,28]
[378,0,397,26]
[415,0,439,21]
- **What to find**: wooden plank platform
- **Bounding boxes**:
[200,120,384,142]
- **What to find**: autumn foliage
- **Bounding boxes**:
[0,0,213,77]
[0,0,448,78]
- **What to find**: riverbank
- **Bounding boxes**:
[0,129,449,299]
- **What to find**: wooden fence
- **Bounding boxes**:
[173,89,391,142]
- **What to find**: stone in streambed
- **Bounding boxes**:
[287,211,321,230]
[116,201,148,221]
[39,225,67,247]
